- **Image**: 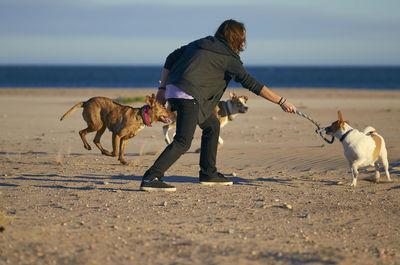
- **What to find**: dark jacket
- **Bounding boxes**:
[164,36,263,124]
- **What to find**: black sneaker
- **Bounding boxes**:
[140,178,176,192]
[199,172,233,186]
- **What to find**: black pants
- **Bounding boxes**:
[143,98,220,180]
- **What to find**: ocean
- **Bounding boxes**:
[0,65,399,90]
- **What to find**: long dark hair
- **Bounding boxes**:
[214,19,246,54]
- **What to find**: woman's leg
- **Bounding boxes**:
[143,99,199,180]
[198,114,220,177]
[198,114,232,185]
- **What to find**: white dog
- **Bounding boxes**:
[324,110,391,186]
[163,92,248,150]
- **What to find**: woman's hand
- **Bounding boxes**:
[156,89,167,105]
[259,86,296,114]
[280,100,297,113]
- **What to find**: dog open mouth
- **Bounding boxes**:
[160,116,171,124]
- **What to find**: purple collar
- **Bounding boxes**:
[340,129,353,142]
[140,105,152,127]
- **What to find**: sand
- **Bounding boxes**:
[0,88,399,265]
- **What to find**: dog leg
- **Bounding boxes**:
[163,125,173,145]
[111,133,120,157]
[374,161,381,183]
[118,136,129,165]
[383,162,392,182]
[218,136,224,149]
[380,150,392,182]
[79,128,95,150]
[93,125,113,156]
[350,165,359,187]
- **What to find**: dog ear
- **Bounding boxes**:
[244,95,248,101]
[145,95,151,106]
[229,92,235,99]
[150,94,157,107]
[337,110,343,121]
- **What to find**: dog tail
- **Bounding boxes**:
[363,126,378,136]
[60,102,84,121]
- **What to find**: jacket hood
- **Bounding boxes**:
[195,36,242,62]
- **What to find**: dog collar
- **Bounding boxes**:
[139,105,152,127]
[340,129,353,142]
[226,100,234,121]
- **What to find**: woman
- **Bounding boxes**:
[140,19,296,191]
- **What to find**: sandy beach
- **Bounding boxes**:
[1,87,399,265]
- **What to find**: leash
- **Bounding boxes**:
[296,110,334,144]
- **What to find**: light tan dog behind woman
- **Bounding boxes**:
[60,94,172,165]
[163,92,249,150]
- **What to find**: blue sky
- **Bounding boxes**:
[0,0,399,65]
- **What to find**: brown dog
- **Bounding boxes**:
[60,94,172,164]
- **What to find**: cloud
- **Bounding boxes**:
[2,1,399,39]
[1,0,399,65]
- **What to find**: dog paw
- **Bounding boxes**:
[102,150,113,156]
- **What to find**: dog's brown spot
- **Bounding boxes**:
[371,135,382,161]
[338,110,343,121]
[330,120,343,133]
[335,110,350,130]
